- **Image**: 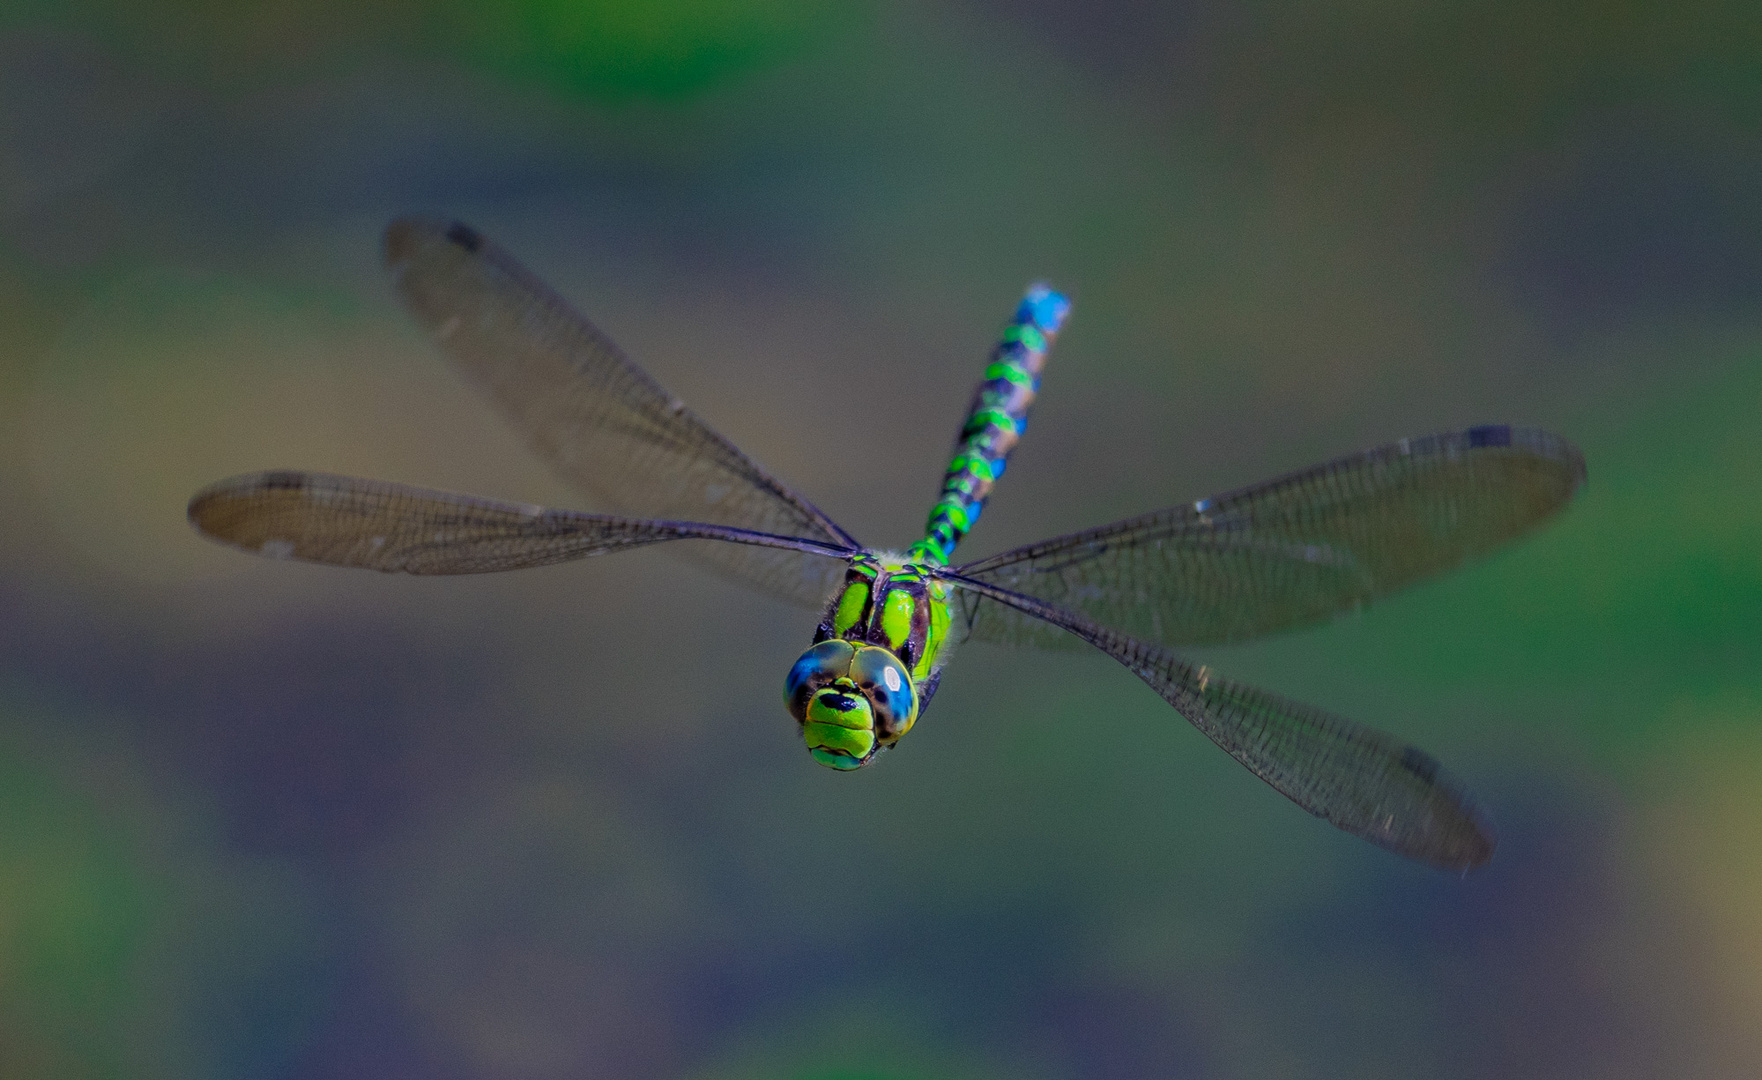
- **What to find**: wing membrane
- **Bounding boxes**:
[189,471,852,577]
[958,426,1584,649]
[944,574,1494,871]
[384,218,856,604]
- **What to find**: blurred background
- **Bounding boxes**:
[2,1,1760,1077]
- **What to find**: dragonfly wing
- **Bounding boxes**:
[190,471,854,578]
[957,426,1585,648]
[943,573,1494,871]
[384,218,857,605]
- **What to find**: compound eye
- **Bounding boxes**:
[850,646,918,737]
[784,639,856,722]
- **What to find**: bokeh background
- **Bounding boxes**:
[2,1,1760,1077]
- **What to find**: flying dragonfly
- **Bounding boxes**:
[189,219,1585,872]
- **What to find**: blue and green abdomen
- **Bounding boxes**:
[910,283,1070,565]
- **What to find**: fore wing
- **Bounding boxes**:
[384,218,856,604]
[944,573,1494,871]
[190,471,853,577]
[957,426,1584,649]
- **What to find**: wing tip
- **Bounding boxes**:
[1445,805,1498,874]
[188,473,251,531]
[1472,424,1589,494]
[1387,768,1499,874]
[384,216,484,271]
[1360,808,1497,874]
[187,470,313,538]
[187,480,250,551]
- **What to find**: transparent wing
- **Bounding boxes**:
[957,426,1585,650]
[190,471,853,578]
[943,574,1493,871]
[384,218,857,605]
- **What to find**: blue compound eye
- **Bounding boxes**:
[785,640,856,723]
[851,646,918,738]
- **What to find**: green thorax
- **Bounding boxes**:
[817,553,952,684]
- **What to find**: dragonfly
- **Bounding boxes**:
[189,218,1585,872]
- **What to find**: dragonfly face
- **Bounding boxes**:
[784,640,914,769]
[783,555,953,769]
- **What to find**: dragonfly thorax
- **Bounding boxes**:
[782,554,954,770]
[819,555,952,671]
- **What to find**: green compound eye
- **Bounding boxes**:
[851,646,917,738]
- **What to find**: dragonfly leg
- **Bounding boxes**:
[914,669,945,718]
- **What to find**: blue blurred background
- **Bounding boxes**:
[2,2,1761,1077]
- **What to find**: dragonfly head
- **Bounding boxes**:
[784,639,918,770]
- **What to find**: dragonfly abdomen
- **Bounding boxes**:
[910,284,1070,565]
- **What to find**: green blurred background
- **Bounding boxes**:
[2,1,1760,1077]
